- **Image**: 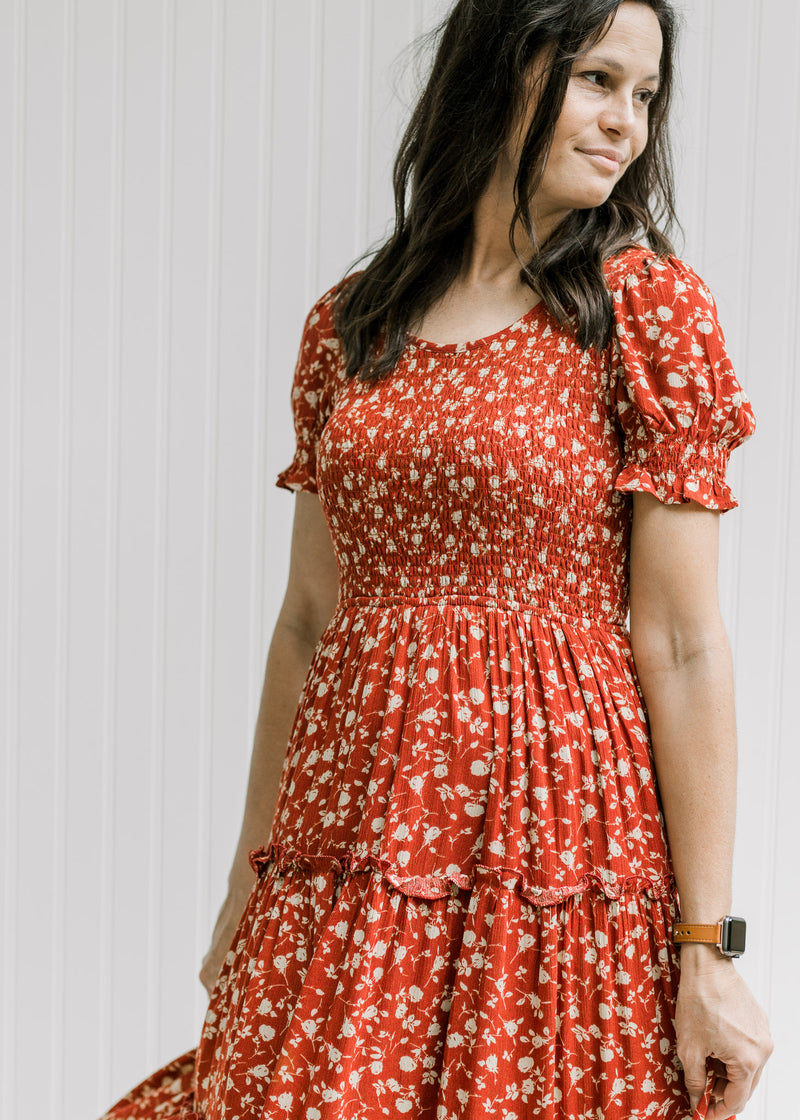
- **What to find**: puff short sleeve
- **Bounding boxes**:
[276,286,343,494]
[607,249,757,511]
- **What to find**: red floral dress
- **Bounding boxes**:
[99,246,756,1120]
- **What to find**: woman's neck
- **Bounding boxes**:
[464,163,568,291]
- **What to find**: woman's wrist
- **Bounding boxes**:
[678,941,736,973]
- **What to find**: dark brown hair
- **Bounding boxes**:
[333,0,680,381]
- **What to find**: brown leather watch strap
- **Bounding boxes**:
[672,922,722,945]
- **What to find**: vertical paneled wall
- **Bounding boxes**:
[0,2,795,1117]
[674,7,799,1120]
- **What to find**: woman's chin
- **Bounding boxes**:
[575,185,618,210]
[540,185,619,216]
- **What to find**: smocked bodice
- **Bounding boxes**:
[317,312,633,629]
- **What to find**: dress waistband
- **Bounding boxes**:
[335,591,630,636]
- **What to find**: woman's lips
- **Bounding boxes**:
[578,148,622,171]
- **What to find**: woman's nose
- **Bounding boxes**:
[599,96,637,137]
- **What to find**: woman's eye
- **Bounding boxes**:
[579,70,656,106]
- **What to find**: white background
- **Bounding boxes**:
[1,1,797,1118]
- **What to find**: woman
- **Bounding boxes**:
[99,1,774,1118]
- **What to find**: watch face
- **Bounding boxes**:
[721,916,747,956]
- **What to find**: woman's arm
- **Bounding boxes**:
[636,637,738,971]
[200,490,339,994]
[627,489,773,1117]
[627,490,737,973]
[225,490,339,892]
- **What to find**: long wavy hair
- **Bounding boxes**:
[333,0,680,382]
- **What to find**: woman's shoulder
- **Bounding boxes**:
[294,274,360,379]
[602,244,716,307]
[305,271,362,333]
[301,280,341,339]
[291,271,367,404]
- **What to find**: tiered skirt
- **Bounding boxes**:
[101,597,718,1120]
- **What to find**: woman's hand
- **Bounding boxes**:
[199,883,253,999]
[675,956,774,1119]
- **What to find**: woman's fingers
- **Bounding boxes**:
[676,968,774,1116]
[198,888,251,998]
[683,1052,710,1111]
[199,955,218,998]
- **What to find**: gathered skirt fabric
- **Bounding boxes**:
[100,601,718,1120]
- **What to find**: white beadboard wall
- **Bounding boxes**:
[0,2,796,1118]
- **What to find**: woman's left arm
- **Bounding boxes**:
[628,490,774,1120]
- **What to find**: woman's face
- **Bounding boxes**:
[516,2,664,233]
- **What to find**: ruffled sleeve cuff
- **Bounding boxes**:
[276,452,319,494]
[613,436,739,510]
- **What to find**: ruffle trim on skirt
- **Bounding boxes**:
[248,840,678,907]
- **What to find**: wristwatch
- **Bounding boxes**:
[672,915,746,958]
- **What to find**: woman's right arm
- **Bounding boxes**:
[199,490,339,996]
